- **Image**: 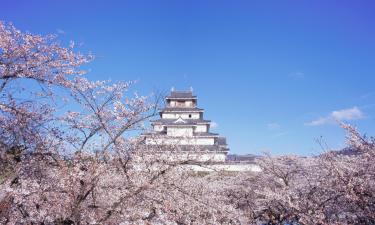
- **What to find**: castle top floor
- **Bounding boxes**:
[166,90,197,108]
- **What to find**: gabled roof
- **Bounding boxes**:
[174,117,187,124]
[166,91,197,100]
[151,119,211,125]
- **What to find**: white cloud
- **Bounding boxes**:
[305,107,364,126]
[305,117,331,126]
[331,107,364,121]
[267,122,281,130]
[210,121,218,129]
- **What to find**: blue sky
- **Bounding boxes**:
[2,0,375,155]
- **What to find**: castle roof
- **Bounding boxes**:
[173,145,228,152]
[217,137,227,145]
[160,107,204,112]
[166,91,197,100]
[191,132,219,137]
[144,131,219,137]
[151,118,211,125]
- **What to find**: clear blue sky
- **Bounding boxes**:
[2,0,375,155]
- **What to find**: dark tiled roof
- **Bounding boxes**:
[166,91,197,99]
[173,145,228,152]
[216,137,227,145]
[193,132,219,137]
[142,131,219,137]
[145,144,228,152]
[160,107,204,112]
[151,119,211,125]
[141,131,166,136]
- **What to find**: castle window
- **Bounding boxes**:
[189,114,192,118]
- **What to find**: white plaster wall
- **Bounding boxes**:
[162,113,200,119]
[185,113,200,119]
[195,125,207,132]
[162,113,177,119]
[167,127,193,137]
[169,100,194,107]
[179,113,199,119]
[153,125,164,132]
[146,136,215,145]
[195,137,215,145]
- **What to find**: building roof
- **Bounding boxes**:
[193,132,219,137]
[166,91,197,99]
[151,118,211,125]
[143,144,228,152]
[143,131,219,137]
[160,107,204,112]
[216,137,227,145]
[173,145,228,152]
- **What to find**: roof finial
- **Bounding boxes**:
[171,87,175,92]
[189,86,193,92]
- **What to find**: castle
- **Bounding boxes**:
[143,89,229,162]
[142,89,261,172]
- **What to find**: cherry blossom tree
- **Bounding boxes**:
[1,21,375,225]
[0,22,235,225]
[0,21,90,154]
[223,123,375,224]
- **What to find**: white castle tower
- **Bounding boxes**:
[143,89,229,162]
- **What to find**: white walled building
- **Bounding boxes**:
[143,90,229,162]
